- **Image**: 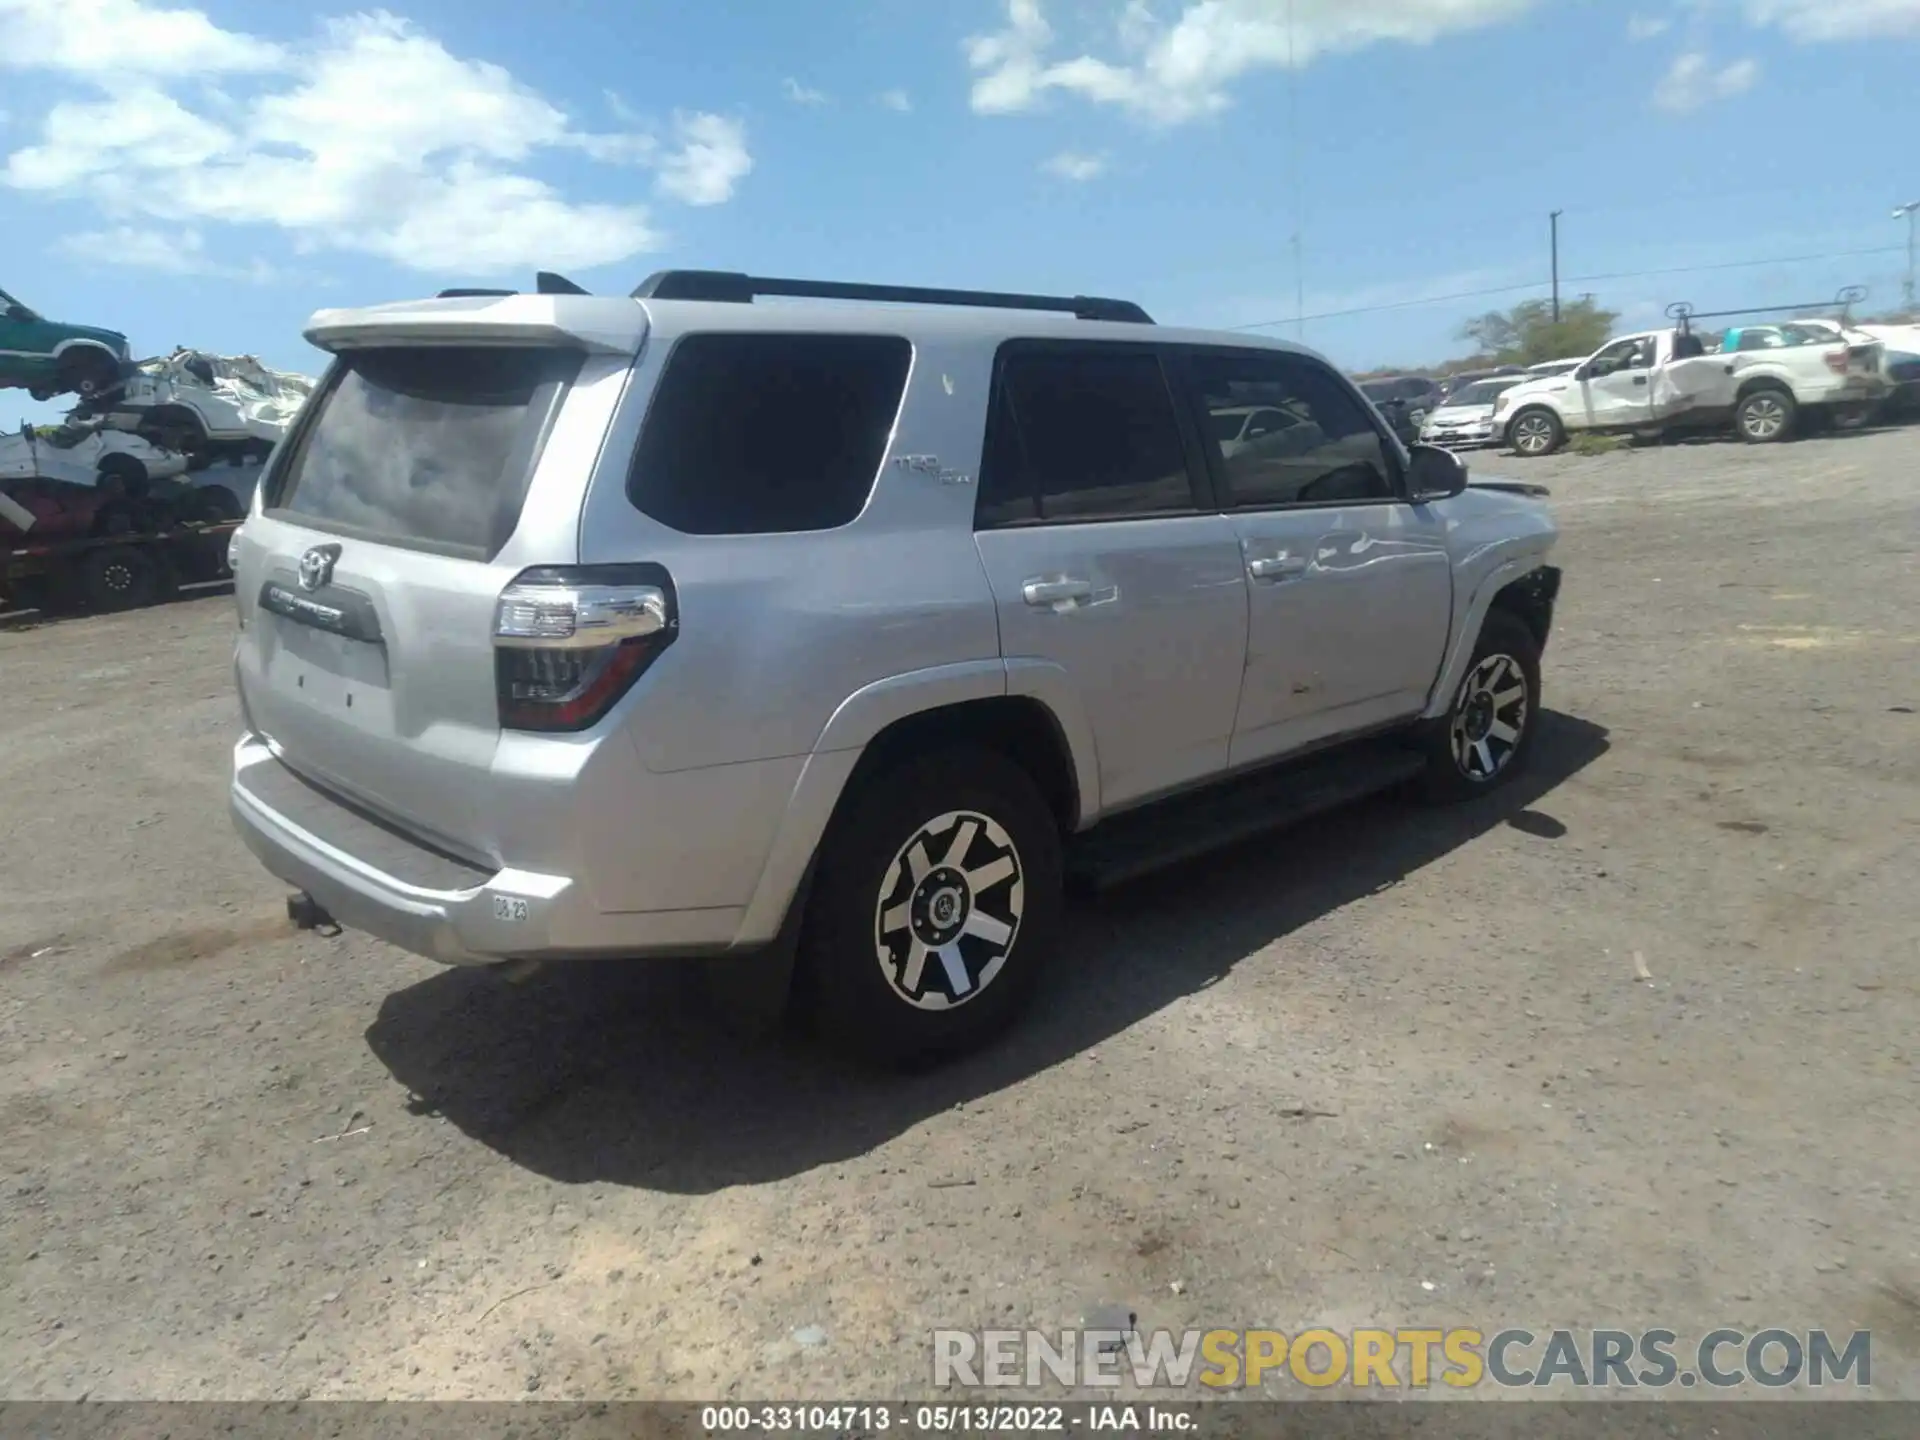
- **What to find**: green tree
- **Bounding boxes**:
[1458,296,1619,366]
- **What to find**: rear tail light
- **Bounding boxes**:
[1824,348,1851,374]
[493,564,677,732]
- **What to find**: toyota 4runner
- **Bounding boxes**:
[228,270,1563,1064]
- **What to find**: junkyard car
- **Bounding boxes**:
[1420,376,1529,449]
[92,349,315,466]
[0,422,186,488]
[1494,319,1889,454]
[0,286,132,400]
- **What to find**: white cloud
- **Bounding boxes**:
[653,112,752,207]
[1042,149,1107,181]
[0,0,284,78]
[1626,13,1671,39]
[1741,0,1920,39]
[0,1,751,275]
[60,225,280,282]
[782,77,830,105]
[965,0,1539,125]
[878,88,913,112]
[1651,50,1760,112]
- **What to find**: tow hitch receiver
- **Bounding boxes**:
[286,891,339,934]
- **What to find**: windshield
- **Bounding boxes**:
[1446,378,1523,407]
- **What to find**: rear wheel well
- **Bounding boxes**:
[843,697,1079,835]
[1735,376,1793,402]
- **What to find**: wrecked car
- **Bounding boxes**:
[0,286,133,400]
[1494,315,1889,454]
[90,348,315,466]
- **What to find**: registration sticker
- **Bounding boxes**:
[492,895,530,923]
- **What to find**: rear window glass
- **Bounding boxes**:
[626,332,911,535]
[268,347,577,557]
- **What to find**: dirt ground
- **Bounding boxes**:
[3,427,1917,1403]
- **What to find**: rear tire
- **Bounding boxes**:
[1419,610,1542,803]
[1735,386,1795,444]
[80,545,157,612]
[1508,407,1563,457]
[799,745,1062,1068]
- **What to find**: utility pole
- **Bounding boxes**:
[1896,200,1920,315]
[1550,210,1563,323]
[1287,0,1304,339]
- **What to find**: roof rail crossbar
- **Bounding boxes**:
[629,269,1152,324]
[1666,284,1869,332]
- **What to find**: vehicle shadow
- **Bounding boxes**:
[365,710,1611,1194]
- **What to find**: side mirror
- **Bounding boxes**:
[2,305,29,323]
[1406,444,1469,503]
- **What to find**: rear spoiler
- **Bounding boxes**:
[303,293,647,357]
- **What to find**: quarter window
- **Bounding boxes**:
[627,332,911,535]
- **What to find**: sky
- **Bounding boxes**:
[3,0,1918,427]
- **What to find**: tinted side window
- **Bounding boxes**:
[1187,351,1396,507]
[627,333,910,535]
[992,348,1197,523]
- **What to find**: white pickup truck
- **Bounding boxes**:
[1492,319,1890,455]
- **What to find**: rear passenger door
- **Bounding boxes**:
[1173,347,1454,770]
[973,342,1248,813]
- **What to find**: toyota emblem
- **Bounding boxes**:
[297,544,342,592]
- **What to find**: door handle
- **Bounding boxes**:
[1632,375,1648,386]
[1247,555,1309,581]
[1023,577,1095,607]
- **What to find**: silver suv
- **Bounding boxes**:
[228,270,1562,1064]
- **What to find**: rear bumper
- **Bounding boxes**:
[229,734,743,965]
[1799,375,1892,407]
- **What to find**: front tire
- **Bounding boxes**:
[1735,386,1795,444]
[800,746,1062,1067]
[1508,407,1563,457]
[1420,610,1541,802]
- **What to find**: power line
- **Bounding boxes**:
[1228,243,1911,331]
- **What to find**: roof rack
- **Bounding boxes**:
[629,269,1153,325]
[1666,284,1868,333]
[435,272,592,300]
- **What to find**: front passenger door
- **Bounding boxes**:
[1174,348,1454,770]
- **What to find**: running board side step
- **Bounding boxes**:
[1064,740,1428,892]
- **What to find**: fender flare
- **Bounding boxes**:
[1420,551,1555,720]
[49,338,122,364]
[731,659,1100,947]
